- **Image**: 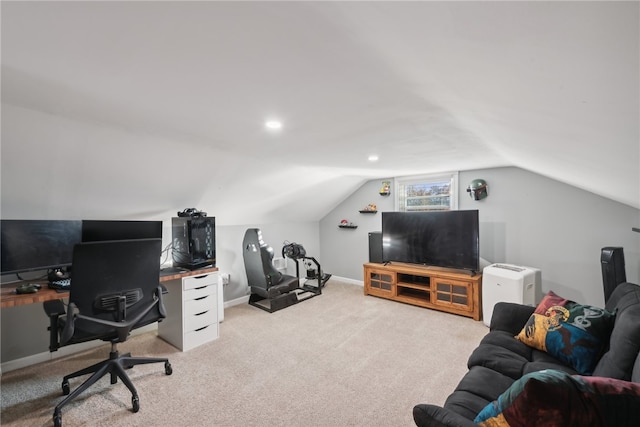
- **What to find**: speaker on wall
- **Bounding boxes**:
[368,231,383,263]
[601,246,626,303]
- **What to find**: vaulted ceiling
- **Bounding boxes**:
[1,2,638,224]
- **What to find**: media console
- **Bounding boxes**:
[363,262,483,321]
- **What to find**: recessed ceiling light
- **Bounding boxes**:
[368,154,379,162]
[265,120,282,130]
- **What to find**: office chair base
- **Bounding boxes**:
[52,346,172,427]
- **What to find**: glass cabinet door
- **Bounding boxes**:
[433,278,472,310]
[368,270,394,292]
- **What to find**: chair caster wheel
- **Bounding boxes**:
[165,362,173,375]
[132,395,140,413]
[53,409,62,427]
[61,381,70,395]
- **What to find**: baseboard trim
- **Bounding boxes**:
[1,324,157,374]
[329,275,364,286]
[225,295,250,308]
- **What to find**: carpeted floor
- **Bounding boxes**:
[1,280,488,426]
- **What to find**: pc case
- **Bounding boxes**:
[482,263,540,327]
[171,216,216,270]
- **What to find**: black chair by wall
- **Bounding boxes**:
[242,228,300,313]
[43,239,172,427]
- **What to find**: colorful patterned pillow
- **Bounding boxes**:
[515,291,615,375]
[474,369,640,427]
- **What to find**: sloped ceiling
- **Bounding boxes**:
[1,2,638,225]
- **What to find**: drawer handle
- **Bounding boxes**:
[195,295,209,301]
[193,275,209,279]
[195,310,209,317]
[194,285,209,290]
[195,325,210,332]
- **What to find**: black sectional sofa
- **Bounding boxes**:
[413,282,640,426]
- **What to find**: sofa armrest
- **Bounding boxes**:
[490,302,535,335]
[413,404,477,427]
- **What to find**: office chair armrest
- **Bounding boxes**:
[43,299,66,317]
[157,285,167,319]
[43,299,66,352]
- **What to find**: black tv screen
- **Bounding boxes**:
[82,220,162,242]
[1,220,83,274]
[382,210,479,272]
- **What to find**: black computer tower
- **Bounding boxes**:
[172,216,216,270]
[601,246,626,303]
[368,231,383,263]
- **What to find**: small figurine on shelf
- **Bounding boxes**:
[360,203,377,213]
[379,181,391,196]
[338,219,357,229]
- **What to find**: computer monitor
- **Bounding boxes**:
[81,220,163,242]
[0,220,83,275]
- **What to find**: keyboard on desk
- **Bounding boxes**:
[49,278,71,290]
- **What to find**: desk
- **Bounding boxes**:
[0,267,218,309]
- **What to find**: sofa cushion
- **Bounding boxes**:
[479,330,534,359]
[413,404,477,427]
[474,369,640,427]
[632,352,640,383]
[522,348,579,376]
[515,290,616,375]
[593,282,640,380]
[467,343,529,380]
[443,366,516,421]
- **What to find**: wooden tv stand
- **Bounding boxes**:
[363,262,483,321]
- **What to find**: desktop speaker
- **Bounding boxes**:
[601,246,626,303]
[172,216,216,270]
[368,231,383,263]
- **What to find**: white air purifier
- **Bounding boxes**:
[482,263,541,327]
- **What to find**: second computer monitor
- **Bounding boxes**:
[82,220,163,242]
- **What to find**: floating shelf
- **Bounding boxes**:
[379,191,390,196]
[338,225,358,229]
[359,210,377,214]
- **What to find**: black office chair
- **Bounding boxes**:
[243,228,300,313]
[43,239,172,427]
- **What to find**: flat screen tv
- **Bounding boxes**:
[81,220,162,242]
[382,210,479,273]
[0,220,83,275]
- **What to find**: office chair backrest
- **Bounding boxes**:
[69,239,162,336]
[243,228,283,289]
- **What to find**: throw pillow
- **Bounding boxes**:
[474,369,640,427]
[515,291,615,375]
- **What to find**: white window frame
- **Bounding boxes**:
[394,172,459,212]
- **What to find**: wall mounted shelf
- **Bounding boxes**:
[359,210,377,214]
[338,225,358,229]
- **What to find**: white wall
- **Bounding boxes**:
[319,167,640,307]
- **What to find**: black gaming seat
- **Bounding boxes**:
[242,228,300,312]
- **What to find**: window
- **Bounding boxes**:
[395,172,458,211]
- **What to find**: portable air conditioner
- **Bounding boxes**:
[482,263,541,327]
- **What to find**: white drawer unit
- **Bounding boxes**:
[159,271,219,351]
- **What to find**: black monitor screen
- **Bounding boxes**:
[1,220,83,274]
[81,220,162,242]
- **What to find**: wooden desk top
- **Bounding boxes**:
[0,266,218,309]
